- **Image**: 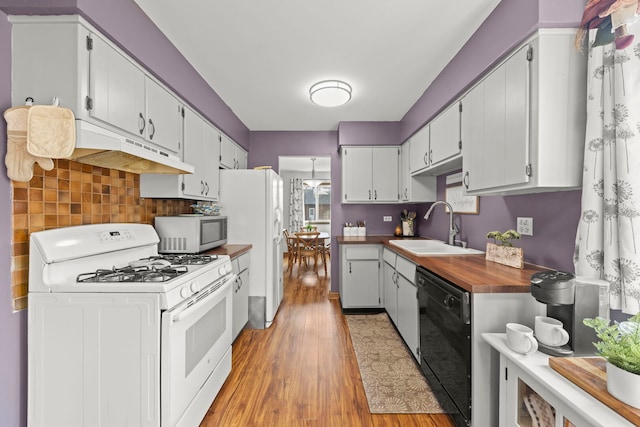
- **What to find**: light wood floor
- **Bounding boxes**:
[200,255,455,427]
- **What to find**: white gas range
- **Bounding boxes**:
[27,223,235,427]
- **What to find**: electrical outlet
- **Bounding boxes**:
[517,217,533,236]
[383,216,392,222]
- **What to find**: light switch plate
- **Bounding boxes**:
[383,216,392,222]
[517,217,533,236]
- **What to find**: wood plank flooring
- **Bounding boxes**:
[200,255,455,427]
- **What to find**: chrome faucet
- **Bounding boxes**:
[423,200,459,245]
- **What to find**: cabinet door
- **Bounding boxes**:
[203,123,221,199]
[182,108,205,198]
[462,45,530,193]
[372,147,399,202]
[219,135,236,169]
[89,34,145,137]
[232,267,250,340]
[236,147,248,169]
[409,126,430,174]
[344,260,380,307]
[400,143,410,201]
[343,147,373,202]
[397,275,419,361]
[145,77,182,154]
[383,262,398,325]
[430,102,461,166]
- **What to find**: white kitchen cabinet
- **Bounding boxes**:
[408,102,462,177]
[339,245,382,309]
[383,247,419,361]
[395,256,419,361]
[483,333,634,427]
[428,102,462,171]
[140,107,220,200]
[144,77,182,154]
[461,29,586,196]
[383,249,398,324]
[89,32,146,139]
[10,15,186,159]
[400,142,437,202]
[341,146,399,203]
[220,134,247,169]
[409,126,430,174]
[231,252,250,341]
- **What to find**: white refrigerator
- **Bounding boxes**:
[220,169,284,329]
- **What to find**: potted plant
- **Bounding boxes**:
[583,313,640,408]
[485,229,523,268]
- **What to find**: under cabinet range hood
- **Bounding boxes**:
[67,120,194,174]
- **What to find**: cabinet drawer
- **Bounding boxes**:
[237,252,250,272]
[396,256,416,283]
[382,248,397,266]
[345,246,379,260]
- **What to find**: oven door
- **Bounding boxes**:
[161,275,234,427]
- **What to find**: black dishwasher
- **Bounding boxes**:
[417,266,471,427]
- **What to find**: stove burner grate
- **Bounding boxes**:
[150,254,218,265]
[77,265,189,283]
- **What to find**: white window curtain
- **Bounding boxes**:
[574,26,640,315]
[289,178,304,232]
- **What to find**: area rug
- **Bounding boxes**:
[345,313,446,414]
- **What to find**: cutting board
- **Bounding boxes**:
[549,357,640,425]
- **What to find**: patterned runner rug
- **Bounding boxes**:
[345,313,446,414]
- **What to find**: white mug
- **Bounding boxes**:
[506,323,538,355]
[535,316,570,347]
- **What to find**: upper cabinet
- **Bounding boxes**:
[220,135,247,169]
[341,146,399,203]
[400,142,436,203]
[409,102,462,176]
[140,107,221,200]
[461,29,586,196]
[143,78,182,154]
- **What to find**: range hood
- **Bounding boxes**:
[67,120,194,174]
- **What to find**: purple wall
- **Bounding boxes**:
[337,121,400,146]
[413,173,581,273]
[0,11,27,427]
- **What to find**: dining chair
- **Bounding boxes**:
[318,240,330,276]
[295,231,320,273]
[283,229,299,272]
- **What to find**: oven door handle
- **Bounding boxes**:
[169,275,235,323]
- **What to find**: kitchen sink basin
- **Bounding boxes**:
[389,239,484,256]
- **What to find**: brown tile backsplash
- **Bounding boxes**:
[10,160,195,311]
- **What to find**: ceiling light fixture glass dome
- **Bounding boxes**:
[309,80,352,107]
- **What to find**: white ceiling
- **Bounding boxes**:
[133,0,501,132]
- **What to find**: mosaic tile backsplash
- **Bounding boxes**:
[10,159,195,311]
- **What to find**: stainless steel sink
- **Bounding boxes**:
[389,239,484,256]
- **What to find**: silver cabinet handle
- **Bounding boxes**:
[368,190,371,200]
[463,171,470,189]
[423,152,428,165]
[148,118,155,140]
[429,149,433,164]
[138,113,145,135]
[374,190,377,200]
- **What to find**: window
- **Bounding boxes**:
[303,182,330,221]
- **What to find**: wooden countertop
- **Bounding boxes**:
[205,244,252,259]
[337,235,549,294]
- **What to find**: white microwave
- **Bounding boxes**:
[154,215,228,253]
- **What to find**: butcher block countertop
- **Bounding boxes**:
[205,244,252,259]
[337,235,549,294]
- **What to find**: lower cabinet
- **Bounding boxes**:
[340,245,382,308]
[231,252,250,341]
[382,248,419,361]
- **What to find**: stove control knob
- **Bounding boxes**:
[218,266,227,275]
[180,287,192,298]
[190,282,200,293]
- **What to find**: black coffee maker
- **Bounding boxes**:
[530,270,609,357]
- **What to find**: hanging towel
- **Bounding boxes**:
[26,104,75,159]
[4,106,54,182]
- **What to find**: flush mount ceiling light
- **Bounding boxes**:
[309,80,352,107]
